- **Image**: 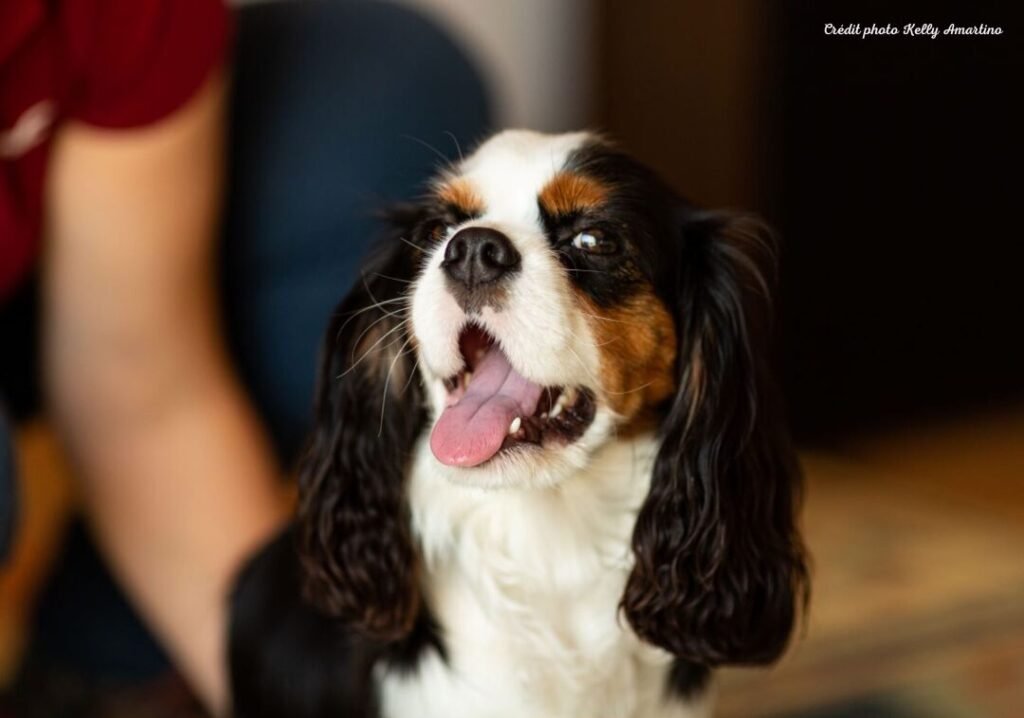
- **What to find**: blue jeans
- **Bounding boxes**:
[1,0,490,686]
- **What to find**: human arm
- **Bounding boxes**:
[42,70,287,714]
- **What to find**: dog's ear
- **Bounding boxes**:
[622,211,808,666]
[297,211,427,640]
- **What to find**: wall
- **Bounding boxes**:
[399,0,595,132]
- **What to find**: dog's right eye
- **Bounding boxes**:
[571,229,618,255]
[424,220,455,242]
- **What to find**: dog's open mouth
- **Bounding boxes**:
[430,325,596,467]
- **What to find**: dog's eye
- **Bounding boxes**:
[571,230,617,255]
[426,221,455,242]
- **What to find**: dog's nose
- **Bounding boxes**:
[442,227,521,289]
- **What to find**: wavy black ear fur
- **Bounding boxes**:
[623,210,808,667]
[297,212,428,640]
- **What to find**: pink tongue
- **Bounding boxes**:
[430,345,543,467]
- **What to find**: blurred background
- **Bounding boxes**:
[3,0,1023,716]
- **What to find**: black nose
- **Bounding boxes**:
[442,227,521,288]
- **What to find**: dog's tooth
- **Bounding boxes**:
[540,412,548,420]
[462,371,473,388]
[562,387,579,406]
[509,416,522,434]
[549,402,563,419]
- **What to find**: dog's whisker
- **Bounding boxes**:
[549,322,612,351]
[336,298,407,332]
[577,310,636,326]
[340,333,407,381]
[602,380,655,397]
[567,268,611,275]
[552,247,613,276]
[378,333,418,436]
[401,356,422,396]
[360,271,401,317]
[346,308,407,354]
[342,319,410,378]
[371,272,416,285]
[335,307,406,348]
[443,130,464,163]
[563,344,600,386]
[398,235,428,252]
[401,133,457,173]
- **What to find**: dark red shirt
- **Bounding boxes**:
[0,0,229,300]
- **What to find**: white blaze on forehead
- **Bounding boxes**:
[457,130,593,223]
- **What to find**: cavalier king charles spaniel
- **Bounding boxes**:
[230,130,808,718]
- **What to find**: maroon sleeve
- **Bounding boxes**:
[67,0,231,128]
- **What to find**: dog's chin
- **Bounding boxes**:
[427,407,617,491]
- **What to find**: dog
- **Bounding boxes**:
[230,130,808,718]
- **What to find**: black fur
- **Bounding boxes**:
[665,658,712,699]
[623,209,809,668]
[296,220,429,640]
[229,525,443,717]
[230,214,444,716]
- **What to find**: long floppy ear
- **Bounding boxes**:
[623,211,808,666]
[297,214,427,640]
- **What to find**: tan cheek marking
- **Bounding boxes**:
[539,172,609,217]
[579,290,677,423]
[436,177,484,216]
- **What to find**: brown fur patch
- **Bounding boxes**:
[436,177,484,216]
[579,290,677,424]
[539,172,609,217]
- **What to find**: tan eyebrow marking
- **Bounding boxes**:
[435,177,485,215]
[538,172,609,217]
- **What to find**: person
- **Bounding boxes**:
[0,0,489,713]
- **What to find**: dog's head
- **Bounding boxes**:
[298,130,807,667]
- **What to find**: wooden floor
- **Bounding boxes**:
[719,408,1024,718]
[2,407,1024,716]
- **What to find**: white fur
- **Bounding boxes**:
[390,130,713,716]
[377,435,712,718]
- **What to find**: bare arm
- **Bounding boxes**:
[42,71,286,714]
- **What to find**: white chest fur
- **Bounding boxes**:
[377,436,712,718]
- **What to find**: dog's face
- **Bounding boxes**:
[298,130,807,669]
[410,131,678,488]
